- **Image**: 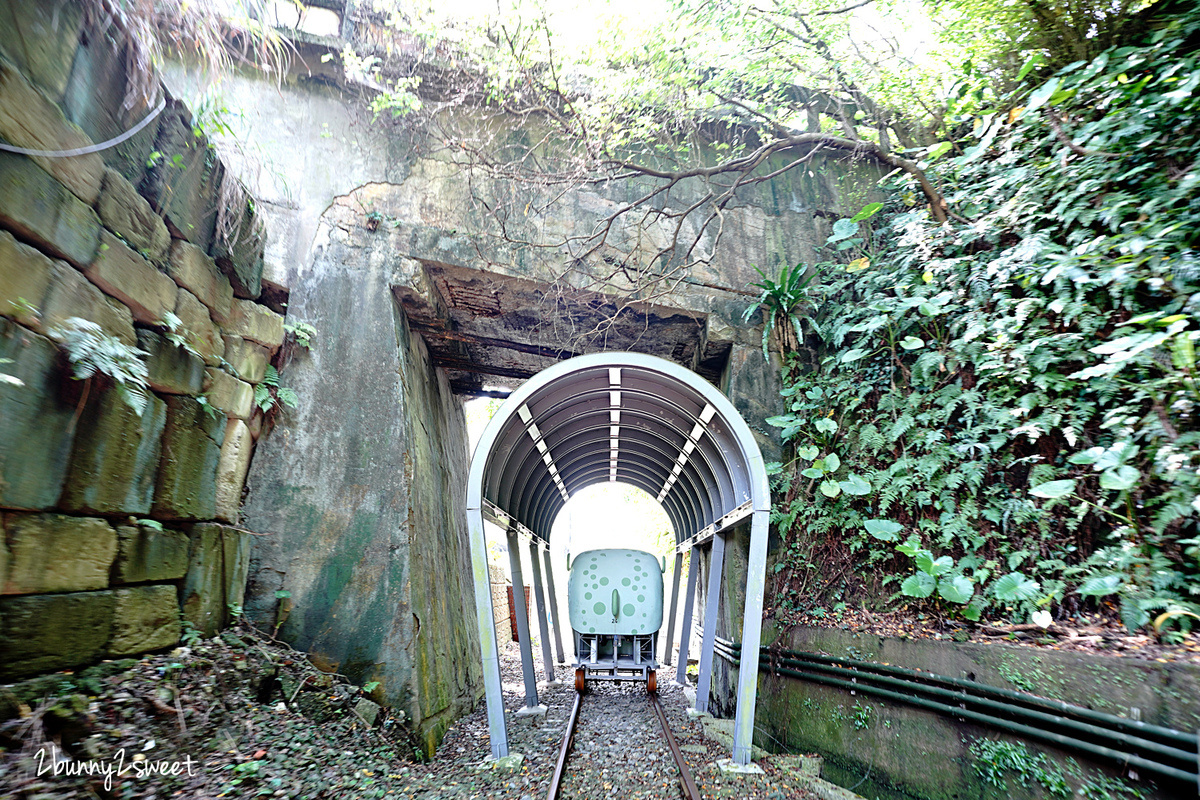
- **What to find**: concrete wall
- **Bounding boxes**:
[239,189,482,753]
[719,623,1200,800]
[0,1,282,679]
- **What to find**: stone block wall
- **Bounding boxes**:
[489,563,512,649]
[0,2,285,681]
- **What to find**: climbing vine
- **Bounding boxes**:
[764,9,1200,635]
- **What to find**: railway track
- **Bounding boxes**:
[546,674,702,800]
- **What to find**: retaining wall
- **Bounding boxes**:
[713,623,1200,800]
[0,1,282,680]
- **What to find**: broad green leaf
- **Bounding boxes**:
[850,202,884,222]
[1031,609,1053,628]
[993,572,1041,602]
[823,452,841,472]
[896,537,922,557]
[925,141,953,161]
[938,575,975,604]
[1016,53,1043,82]
[901,336,925,350]
[841,348,868,362]
[864,519,903,541]
[801,467,825,479]
[764,461,783,475]
[827,218,859,244]
[839,474,871,495]
[797,445,819,460]
[1099,465,1139,491]
[963,602,983,621]
[917,551,953,576]
[819,479,842,498]
[815,418,839,434]
[1030,479,1076,499]
[1025,76,1062,112]
[1078,574,1123,598]
[764,414,798,428]
[901,572,936,598]
[918,302,938,316]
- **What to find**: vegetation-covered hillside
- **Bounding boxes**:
[759,7,1200,637]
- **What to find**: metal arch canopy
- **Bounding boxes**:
[465,352,771,765]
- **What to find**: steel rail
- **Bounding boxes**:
[547,688,703,800]
[547,691,583,800]
[649,692,704,800]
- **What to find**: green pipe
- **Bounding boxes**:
[718,637,1196,749]
[763,653,1193,767]
[712,644,1196,785]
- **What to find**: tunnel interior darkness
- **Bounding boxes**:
[465,352,770,765]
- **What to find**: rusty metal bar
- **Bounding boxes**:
[650,693,703,800]
[547,691,583,800]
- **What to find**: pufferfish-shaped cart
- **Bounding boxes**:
[566,548,666,693]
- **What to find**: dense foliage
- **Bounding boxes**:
[762,8,1200,635]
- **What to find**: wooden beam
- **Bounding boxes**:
[410,323,580,361]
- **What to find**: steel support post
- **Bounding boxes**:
[542,546,567,664]
[507,531,539,707]
[528,539,556,682]
[695,532,726,715]
[662,552,683,666]
[732,511,770,764]
[467,512,508,758]
[674,544,701,685]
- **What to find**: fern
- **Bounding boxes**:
[53,318,150,415]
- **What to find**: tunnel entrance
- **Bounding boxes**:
[393,260,733,397]
[465,352,770,765]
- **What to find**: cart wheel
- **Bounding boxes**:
[647,669,657,694]
[575,667,586,693]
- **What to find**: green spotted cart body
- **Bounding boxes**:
[567,548,665,687]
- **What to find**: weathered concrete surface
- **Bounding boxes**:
[241,215,480,751]
[215,419,253,522]
[0,54,105,205]
[97,168,172,263]
[152,395,225,520]
[85,231,177,325]
[0,319,78,509]
[1,513,117,595]
[0,590,115,680]
[0,229,55,324]
[181,523,251,636]
[114,523,190,584]
[0,151,100,269]
[59,383,167,515]
[738,623,1200,800]
[398,307,482,755]
[169,240,234,323]
[109,585,181,655]
[41,261,138,346]
[138,328,206,395]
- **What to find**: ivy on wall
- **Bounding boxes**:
[763,9,1200,636]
